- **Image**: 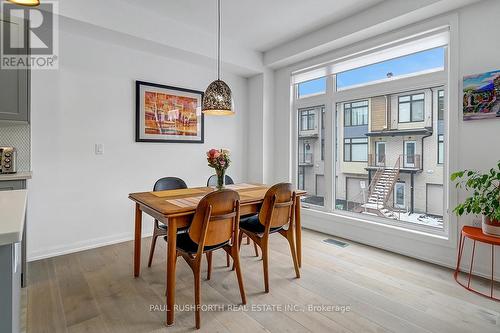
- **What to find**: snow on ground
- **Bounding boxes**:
[396,212,444,228]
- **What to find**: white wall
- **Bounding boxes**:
[28,19,249,260]
[267,0,500,277]
[455,0,500,274]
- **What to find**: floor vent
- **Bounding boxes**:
[323,238,349,248]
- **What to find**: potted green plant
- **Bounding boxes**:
[451,161,500,236]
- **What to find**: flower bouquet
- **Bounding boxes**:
[206,148,231,189]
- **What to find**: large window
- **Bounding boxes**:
[344,138,368,162]
[344,100,368,126]
[298,77,326,98]
[297,106,325,207]
[399,93,424,122]
[300,109,316,130]
[294,33,448,234]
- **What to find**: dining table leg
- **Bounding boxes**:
[166,217,178,326]
[295,196,302,268]
[134,203,142,277]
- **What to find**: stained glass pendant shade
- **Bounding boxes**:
[202,0,234,116]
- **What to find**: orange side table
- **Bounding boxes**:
[454,226,500,301]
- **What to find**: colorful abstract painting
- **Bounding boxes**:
[463,70,500,121]
[136,81,204,142]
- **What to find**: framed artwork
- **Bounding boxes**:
[135,81,204,143]
[463,70,500,121]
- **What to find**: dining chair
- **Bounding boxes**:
[147,177,188,267]
[206,174,235,187]
[238,183,300,293]
[206,174,258,267]
[172,189,246,329]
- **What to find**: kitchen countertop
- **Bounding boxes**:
[0,190,27,246]
[0,171,32,181]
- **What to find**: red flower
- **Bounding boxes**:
[207,149,221,159]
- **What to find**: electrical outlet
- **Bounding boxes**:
[94,143,104,155]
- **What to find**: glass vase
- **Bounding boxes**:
[216,168,226,190]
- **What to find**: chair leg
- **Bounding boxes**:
[194,260,202,329]
[233,230,244,271]
[147,231,159,267]
[246,235,250,245]
[226,253,230,268]
[262,240,270,293]
[206,252,213,280]
[232,246,247,305]
[253,241,259,257]
[286,230,300,278]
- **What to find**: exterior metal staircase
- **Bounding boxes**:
[357,157,401,219]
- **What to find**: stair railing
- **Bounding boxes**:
[367,156,385,199]
[381,156,401,206]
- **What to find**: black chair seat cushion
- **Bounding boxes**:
[239,214,283,234]
[169,233,229,254]
[158,222,188,234]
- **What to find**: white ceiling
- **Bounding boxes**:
[122,0,385,52]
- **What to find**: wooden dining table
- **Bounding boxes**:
[128,183,306,326]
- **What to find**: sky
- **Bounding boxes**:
[298,47,445,96]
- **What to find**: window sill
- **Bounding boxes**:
[300,207,453,248]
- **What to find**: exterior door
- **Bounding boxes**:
[426,184,444,216]
[404,141,416,167]
[394,182,406,209]
[376,142,386,166]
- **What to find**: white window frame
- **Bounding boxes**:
[291,23,456,240]
[293,83,332,211]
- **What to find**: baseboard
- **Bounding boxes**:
[27,231,153,262]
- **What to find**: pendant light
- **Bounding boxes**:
[6,0,40,6]
[202,0,234,116]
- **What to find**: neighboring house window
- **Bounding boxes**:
[344,137,368,162]
[438,134,444,164]
[300,109,315,130]
[344,100,368,126]
[438,90,445,120]
[399,93,424,122]
[321,108,325,160]
[298,77,326,98]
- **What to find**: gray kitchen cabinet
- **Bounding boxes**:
[0,242,21,333]
[0,177,28,288]
[0,18,30,123]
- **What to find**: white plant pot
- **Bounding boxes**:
[482,216,500,237]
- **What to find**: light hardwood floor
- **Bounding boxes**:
[25,229,500,333]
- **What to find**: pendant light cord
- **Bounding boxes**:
[217,0,221,80]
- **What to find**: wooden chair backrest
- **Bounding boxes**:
[259,183,296,229]
[188,189,240,248]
